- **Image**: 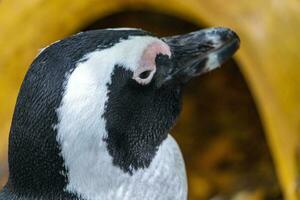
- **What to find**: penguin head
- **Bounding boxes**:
[6,28,239,197]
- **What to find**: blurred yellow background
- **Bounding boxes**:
[0,0,300,199]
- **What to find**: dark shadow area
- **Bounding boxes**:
[83,10,199,37]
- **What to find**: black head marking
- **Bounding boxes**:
[103,65,182,174]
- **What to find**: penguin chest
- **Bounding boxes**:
[68,135,187,200]
[107,135,188,200]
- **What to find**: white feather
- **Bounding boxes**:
[206,53,220,71]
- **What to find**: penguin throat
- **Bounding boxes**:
[103,130,168,174]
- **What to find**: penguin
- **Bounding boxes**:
[0,27,239,200]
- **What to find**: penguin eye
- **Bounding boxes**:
[139,70,152,79]
[132,68,156,85]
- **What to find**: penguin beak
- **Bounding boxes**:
[155,27,240,86]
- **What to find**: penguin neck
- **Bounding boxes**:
[55,95,170,199]
[55,66,181,199]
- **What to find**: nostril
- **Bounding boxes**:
[139,70,152,79]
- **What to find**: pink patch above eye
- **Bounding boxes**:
[133,41,171,85]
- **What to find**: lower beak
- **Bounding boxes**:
[156,27,240,86]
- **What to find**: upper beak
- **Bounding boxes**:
[155,27,240,86]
